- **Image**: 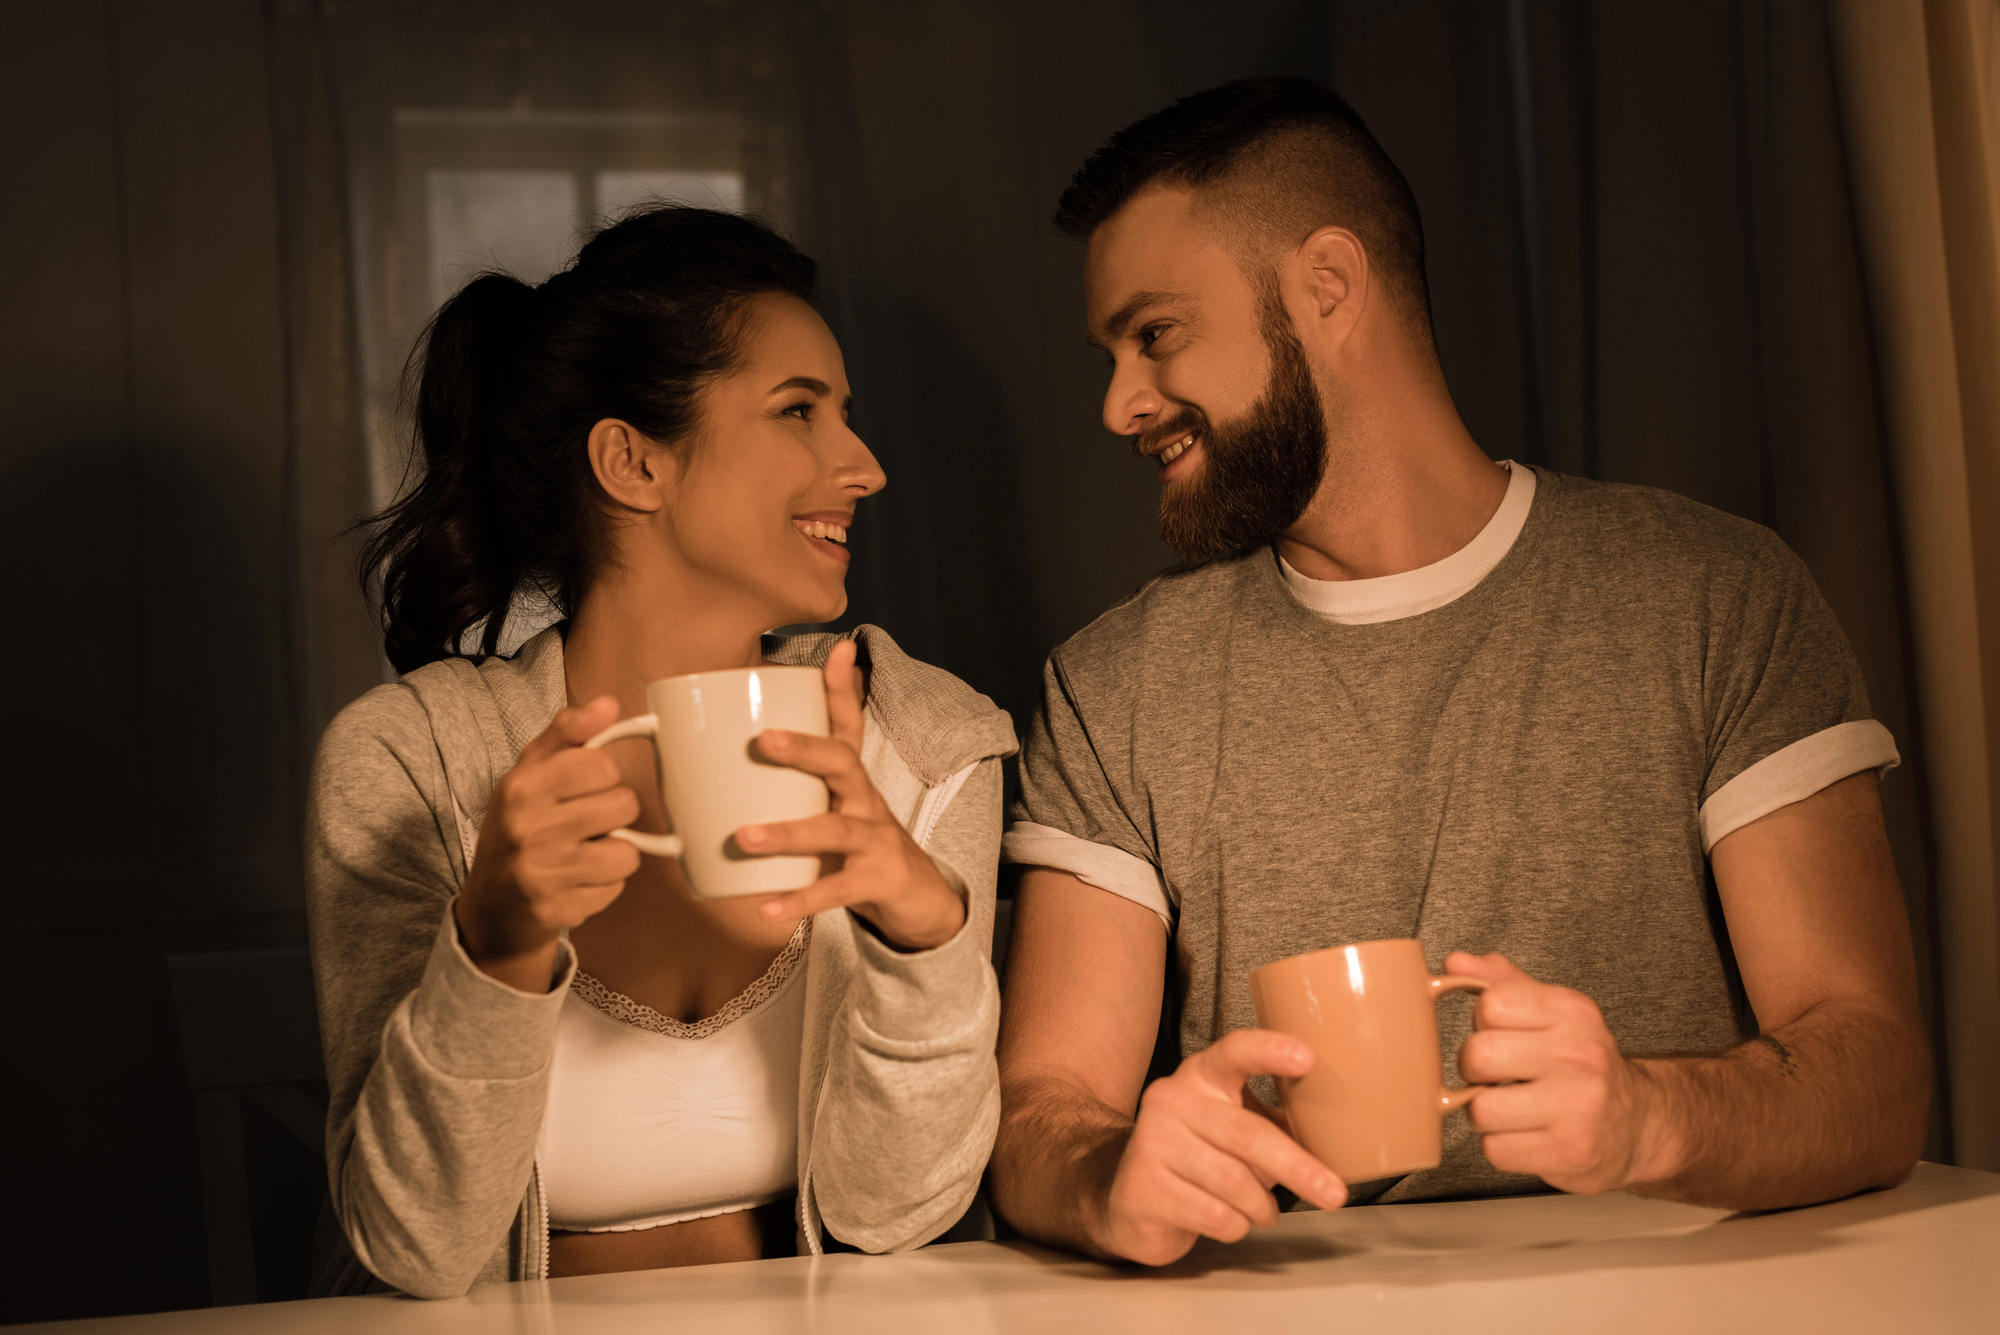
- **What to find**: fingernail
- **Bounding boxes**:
[763,730,791,751]
[760,900,785,919]
[739,825,765,846]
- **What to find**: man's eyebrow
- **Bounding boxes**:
[1094,289,1191,345]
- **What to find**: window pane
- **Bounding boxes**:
[595,169,744,216]
[425,168,580,306]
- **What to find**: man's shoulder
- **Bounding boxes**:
[1052,553,1268,678]
[1540,471,1800,585]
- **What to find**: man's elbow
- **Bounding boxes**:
[1863,1028,1931,1190]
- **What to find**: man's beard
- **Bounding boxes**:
[1149,293,1329,565]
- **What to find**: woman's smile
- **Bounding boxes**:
[792,510,853,566]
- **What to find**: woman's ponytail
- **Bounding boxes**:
[361,273,541,673]
[357,205,819,675]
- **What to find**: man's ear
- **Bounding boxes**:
[586,418,671,512]
[1297,225,1369,347]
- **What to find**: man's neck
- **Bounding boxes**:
[1275,395,1508,584]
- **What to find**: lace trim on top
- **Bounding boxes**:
[571,916,811,1042]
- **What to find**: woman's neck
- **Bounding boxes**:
[563,564,773,716]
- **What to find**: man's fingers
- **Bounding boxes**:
[1183,1098,1346,1210]
[1164,1138,1283,1230]
[1458,1025,1562,1084]
[823,639,867,754]
[1189,1028,1315,1088]
[519,696,621,765]
[1445,950,1531,985]
[1461,1083,1550,1135]
[1129,1171,1256,1247]
[1473,978,1599,1034]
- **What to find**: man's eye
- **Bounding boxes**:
[1140,325,1168,349]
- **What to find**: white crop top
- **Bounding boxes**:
[541,922,810,1232]
[453,701,958,1236]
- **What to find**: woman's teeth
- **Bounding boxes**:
[1160,433,1196,465]
[794,519,848,545]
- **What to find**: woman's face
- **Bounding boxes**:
[661,294,884,627]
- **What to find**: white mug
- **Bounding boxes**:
[583,665,830,900]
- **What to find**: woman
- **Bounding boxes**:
[306,206,1014,1299]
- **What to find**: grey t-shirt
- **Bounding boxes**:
[1010,468,1877,1204]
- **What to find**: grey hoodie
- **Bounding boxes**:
[304,625,1016,1299]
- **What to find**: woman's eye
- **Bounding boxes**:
[782,401,814,421]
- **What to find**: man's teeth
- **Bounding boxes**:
[795,520,848,545]
[1159,433,1196,465]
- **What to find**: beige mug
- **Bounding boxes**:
[1249,937,1489,1183]
[584,665,830,900]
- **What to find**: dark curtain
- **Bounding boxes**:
[0,0,1954,1323]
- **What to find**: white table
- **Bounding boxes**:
[30,1163,1999,1334]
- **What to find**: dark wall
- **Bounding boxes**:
[0,0,317,1322]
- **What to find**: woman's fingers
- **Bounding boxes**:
[823,639,867,755]
[736,811,871,858]
[518,695,621,766]
[753,729,876,809]
[545,785,642,843]
[752,869,868,922]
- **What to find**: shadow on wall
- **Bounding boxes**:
[0,438,302,928]
[845,300,1049,733]
[0,437,311,1323]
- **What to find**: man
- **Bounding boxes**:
[989,76,1928,1266]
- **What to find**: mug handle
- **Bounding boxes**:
[582,714,684,859]
[1430,973,1490,1113]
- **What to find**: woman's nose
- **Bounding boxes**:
[837,428,887,497]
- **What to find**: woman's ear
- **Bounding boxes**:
[586,418,671,512]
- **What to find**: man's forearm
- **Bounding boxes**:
[1629,999,1928,1210]
[990,1071,1130,1256]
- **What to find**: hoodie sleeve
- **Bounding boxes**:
[808,755,1005,1251]
[305,684,570,1299]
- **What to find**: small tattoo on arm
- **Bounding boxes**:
[1755,1033,1797,1077]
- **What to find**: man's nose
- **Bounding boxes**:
[1102,360,1162,438]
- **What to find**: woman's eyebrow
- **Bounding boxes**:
[768,375,832,397]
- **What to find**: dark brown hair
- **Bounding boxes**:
[1054,76,1432,333]
[361,205,818,674]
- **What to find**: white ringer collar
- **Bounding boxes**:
[1278,462,1536,625]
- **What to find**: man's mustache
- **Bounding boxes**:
[1132,410,1209,461]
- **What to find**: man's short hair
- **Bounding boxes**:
[1055,76,1432,335]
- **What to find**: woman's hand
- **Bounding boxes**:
[454,696,642,991]
[736,640,967,951]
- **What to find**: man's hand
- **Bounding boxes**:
[1095,1030,1348,1265]
[1452,951,1677,1193]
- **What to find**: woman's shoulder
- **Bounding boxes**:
[314,629,565,821]
[765,624,1018,784]
[316,680,437,779]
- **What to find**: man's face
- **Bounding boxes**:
[1084,187,1329,564]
